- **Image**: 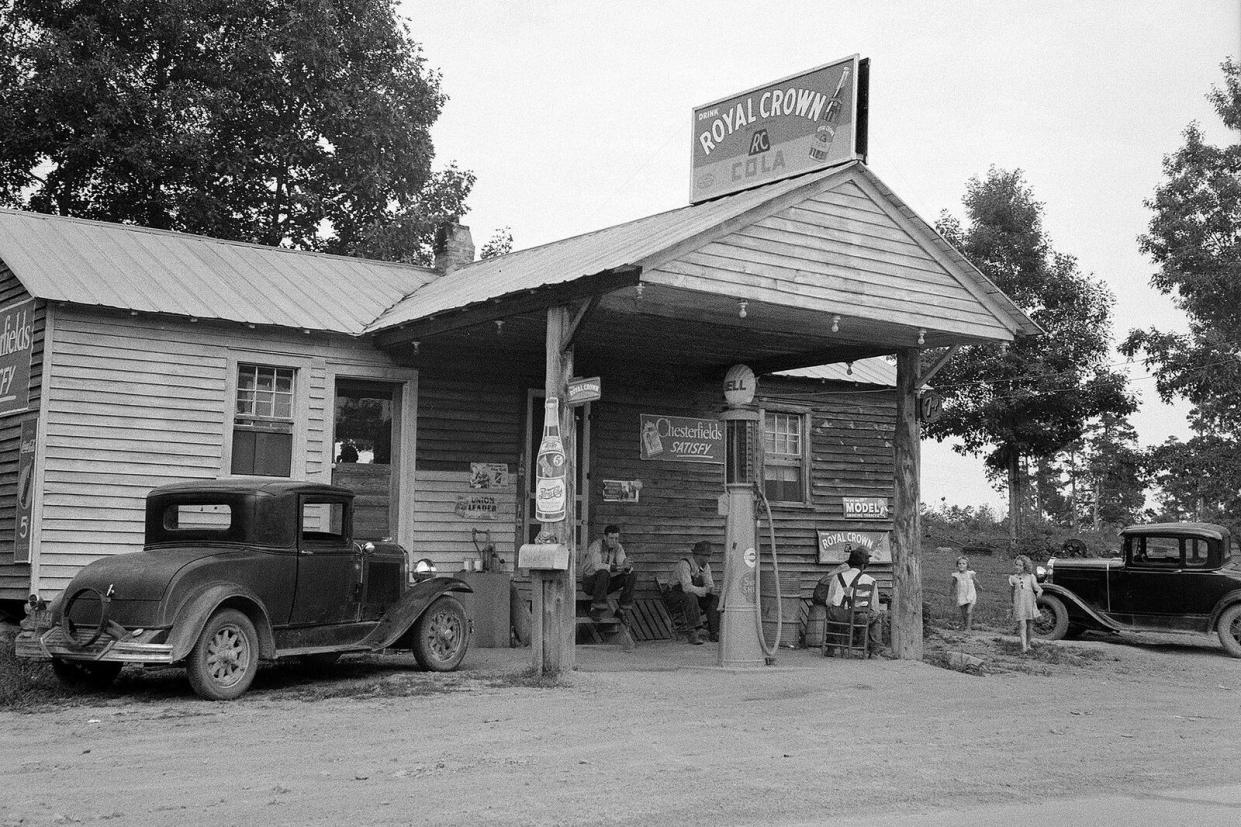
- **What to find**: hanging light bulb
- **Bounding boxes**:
[846,362,853,375]
[917,329,926,346]
[634,283,645,301]
[738,300,748,319]
[412,341,420,355]
[831,315,840,333]
[495,319,505,335]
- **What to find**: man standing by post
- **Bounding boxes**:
[581,524,636,620]
[673,540,719,645]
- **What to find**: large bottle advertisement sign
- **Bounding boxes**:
[14,419,36,562]
[690,55,868,203]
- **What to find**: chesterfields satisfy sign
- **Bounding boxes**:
[639,414,723,463]
[0,299,35,416]
[690,55,868,203]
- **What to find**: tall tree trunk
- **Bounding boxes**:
[892,349,923,660]
[1008,449,1021,551]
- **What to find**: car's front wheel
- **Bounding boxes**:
[51,658,123,690]
[1033,594,1069,640]
[1216,604,1241,658]
[186,609,259,700]
[412,595,469,671]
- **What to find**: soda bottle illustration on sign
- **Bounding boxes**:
[641,419,664,457]
[808,66,851,162]
[535,397,567,524]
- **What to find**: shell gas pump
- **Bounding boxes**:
[718,365,783,667]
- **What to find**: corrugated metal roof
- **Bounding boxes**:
[367,164,864,332]
[0,209,435,334]
[777,358,896,386]
[367,162,1037,339]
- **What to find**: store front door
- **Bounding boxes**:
[331,379,396,539]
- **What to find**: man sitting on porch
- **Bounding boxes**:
[670,540,719,645]
[581,524,636,620]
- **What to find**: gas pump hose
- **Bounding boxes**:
[753,486,783,659]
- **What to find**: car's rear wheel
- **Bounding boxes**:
[1216,604,1241,658]
[412,595,469,671]
[51,658,123,690]
[186,609,259,700]
[1032,594,1069,640]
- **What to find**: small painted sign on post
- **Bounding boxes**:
[567,376,601,406]
[639,414,724,463]
[816,529,891,564]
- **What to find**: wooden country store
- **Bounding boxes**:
[0,162,1036,652]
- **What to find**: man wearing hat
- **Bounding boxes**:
[671,540,719,645]
[824,547,884,649]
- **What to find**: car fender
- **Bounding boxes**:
[1040,583,1121,632]
[361,577,473,651]
[165,583,277,662]
[1208,589,1241,628]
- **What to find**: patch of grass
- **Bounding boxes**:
[0,634,76,710]
[483,666,572,689]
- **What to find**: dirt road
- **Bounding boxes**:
[3,629,1241,826]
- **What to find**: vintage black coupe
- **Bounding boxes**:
[16,480,472,699]
[1034,522,1241,657]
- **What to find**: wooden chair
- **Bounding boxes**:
[655,577,692,640]
[822,581,876,658]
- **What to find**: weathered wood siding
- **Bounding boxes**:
[647,174,1011,340]
[29,309,404,598]
[0,263,43,598]
[411,371,527,571]
[582,369,895,603]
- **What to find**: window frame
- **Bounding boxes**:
[222,353,312,479]
[759,406,812,506]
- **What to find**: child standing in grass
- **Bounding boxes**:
[948,556,978,630]
[1008,555,1043,653]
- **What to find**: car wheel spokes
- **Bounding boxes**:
[426,609,462,660]
[206,624,250,686]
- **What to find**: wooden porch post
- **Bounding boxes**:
[531,306,576,674]
[892,348,923,660]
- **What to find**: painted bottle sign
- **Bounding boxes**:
[808,66,850,161]
[535,397,567,523]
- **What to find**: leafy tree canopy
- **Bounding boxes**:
[0,0,473,263]
[928,168,1137,533]
[1122,58,1241,434]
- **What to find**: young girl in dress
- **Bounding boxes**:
[948,556,978,630]
[1008,555,1043,652]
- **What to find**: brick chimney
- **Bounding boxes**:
[433,219,475,275]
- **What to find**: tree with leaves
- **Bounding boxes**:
[927,168,1137,545]
[1122,58,1241,519]
[0,0,473,263]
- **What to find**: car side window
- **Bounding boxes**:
[301,499,348,546]
[1185,538,1211,568]
[1133,536,1181,568]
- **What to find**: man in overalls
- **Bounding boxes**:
[671,540,719,645]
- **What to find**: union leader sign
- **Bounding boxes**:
[690,55,869,203]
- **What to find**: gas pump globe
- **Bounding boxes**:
[718,364,767,667]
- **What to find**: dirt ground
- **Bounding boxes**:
[3,622,1241,826]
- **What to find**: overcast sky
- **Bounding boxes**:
[402,0,1240,511]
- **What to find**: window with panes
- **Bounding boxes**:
[763,411,807,503]
[232,364,295,477]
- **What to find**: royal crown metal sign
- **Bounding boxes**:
[690,55,868,203]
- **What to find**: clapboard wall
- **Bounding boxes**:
[0,264,44,598]
[20,307,406,599]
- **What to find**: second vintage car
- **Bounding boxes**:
[16,479,473,699]
[1034,522,1241,657]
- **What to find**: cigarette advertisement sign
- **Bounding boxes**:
[842,496,890,519]
[690,55,868,203]
[639,414,724,463]
[0,299,35,417]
